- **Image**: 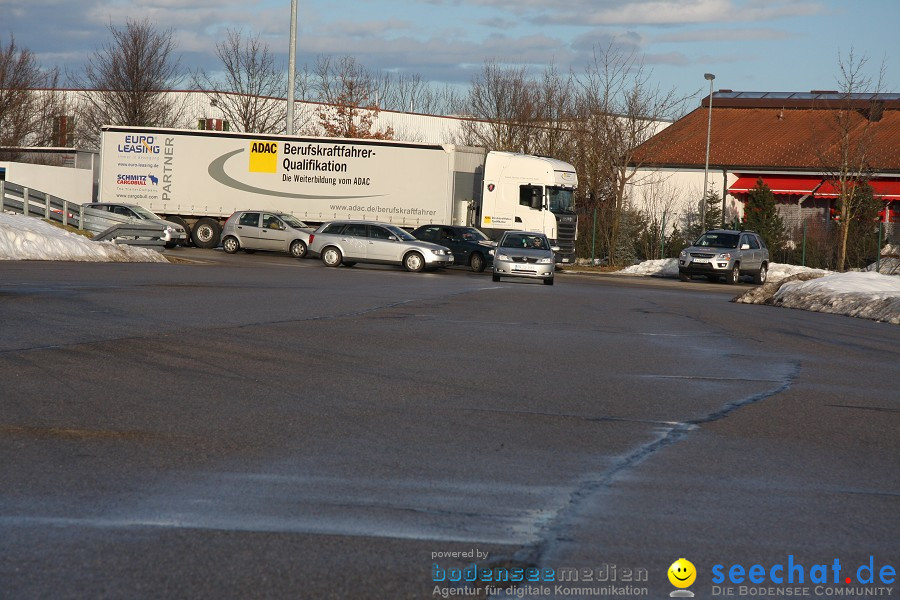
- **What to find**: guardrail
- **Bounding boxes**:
[1,180,166,247]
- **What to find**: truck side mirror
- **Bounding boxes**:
[531,187,543,210]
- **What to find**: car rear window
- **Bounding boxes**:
[322,223,345,234]
[239,213,260,227]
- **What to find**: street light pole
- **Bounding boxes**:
[701,72,715,230]
[286,0,298,135]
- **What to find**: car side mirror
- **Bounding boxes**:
[388,235,398,241]
[741,243,750,250]
[551,246,560,252]
[488,249,495,256]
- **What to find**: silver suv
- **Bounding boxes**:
[308,220,453,272]
[678,229,769,284]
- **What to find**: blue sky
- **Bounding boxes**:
[5,0,898,104]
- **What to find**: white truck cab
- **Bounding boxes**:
[479,152,578,263]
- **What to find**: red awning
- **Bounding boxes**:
[729,175,900,199]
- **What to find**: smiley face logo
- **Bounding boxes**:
[668,558,696,588]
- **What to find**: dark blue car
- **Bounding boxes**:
[410,224,496,272]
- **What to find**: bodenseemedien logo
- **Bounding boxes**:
[249,140,278,173]
[668,558,697,597]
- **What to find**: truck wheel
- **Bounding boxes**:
[404,251,425,272]
[289,240,307,259]
[321,246,342,267]
[222,236,240,254]
[192,217,221,249]
[166,216,192,246]
[470,252,486,273]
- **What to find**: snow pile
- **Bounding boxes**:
[617,258,826,281]
[767,263,830,281]
[735,271,900,324]
[619,258,679,277]
[0,213,167,263]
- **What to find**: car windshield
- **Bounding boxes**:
[501,233,549,250]
[458,227,489,241]
[131,206,161,220]
[547,187,575,214]
[695,233,739,249]
[280,214,308,229]
[385,225,416,241]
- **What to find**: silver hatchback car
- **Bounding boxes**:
[221,211,314,258]
[308,220,453,271]
[491,230,558,285]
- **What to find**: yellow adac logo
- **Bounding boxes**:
[249,140,278,173]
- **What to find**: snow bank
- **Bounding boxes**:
[617,258,827,282]
[735,271,900,324]
[619,258,679,277]
[0,213,167,263]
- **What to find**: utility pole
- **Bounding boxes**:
[286,0,298,135]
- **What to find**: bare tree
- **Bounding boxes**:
[818,48,887,271]
[0,35,66,155]
[72,18,185,148]
[193,29,286,134]
[311,55,394,139]
[573,45,690,265]
[455,61,538,152]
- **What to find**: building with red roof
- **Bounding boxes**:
[629,91,899,242]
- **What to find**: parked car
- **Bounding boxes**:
[491,230,557,285]
[89,202,187,248]
[410,224,496,272]
[221,211,314,258]
[308,220,453,272]
[678,229,769,284]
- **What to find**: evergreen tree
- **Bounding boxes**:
[742,178,786,253]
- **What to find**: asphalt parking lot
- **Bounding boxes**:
[1,250,897,599]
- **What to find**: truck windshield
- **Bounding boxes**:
[548,187,575,214]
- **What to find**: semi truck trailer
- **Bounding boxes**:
[98,126,578,262]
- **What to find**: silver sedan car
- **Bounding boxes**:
[491,231,558,285]
[308,220,453,272]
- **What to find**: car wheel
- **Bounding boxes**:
[404,251,425,272]
[754,263,768,284]
[492,273,501,282]
[726,264,741,285]
[470,252,486,273]
[321,246,343,267]
[543,277,554,286]
[166,216,192,246]
[679,271,690,282]
[289,240,307,259]
[222,236,240,254]
[192,217,221,249]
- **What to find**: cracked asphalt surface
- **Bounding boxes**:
[1,249,897,599]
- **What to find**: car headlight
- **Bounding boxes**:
[497,253,510,261]
[679,250,687,258]
[538,257,552,264]
[432,249,449,256]
[716,253,732,261]
[164,225,175,233]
